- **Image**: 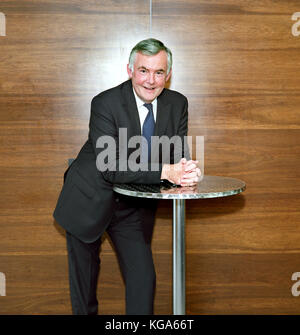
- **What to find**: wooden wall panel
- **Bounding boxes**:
[152,0,300,314]
[1,0,300,315]
[0,0,152,315]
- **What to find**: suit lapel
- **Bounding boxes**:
[121,80,141,136]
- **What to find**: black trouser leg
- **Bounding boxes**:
[66,231,101,315]
[65,196,157,315]
[107,197,157,315]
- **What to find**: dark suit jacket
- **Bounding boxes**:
[53,80,189,242]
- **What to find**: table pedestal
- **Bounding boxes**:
[173,199,186,315]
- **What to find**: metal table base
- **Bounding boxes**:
[173,199,185,315]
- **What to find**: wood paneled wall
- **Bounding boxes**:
[0,0,300,314]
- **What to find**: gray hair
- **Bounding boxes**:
[128,38,172,75]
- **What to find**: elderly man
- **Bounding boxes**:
[53,38,200,315]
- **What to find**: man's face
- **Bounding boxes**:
[127,50,172,103]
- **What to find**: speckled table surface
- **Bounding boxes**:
[113,175,246,200]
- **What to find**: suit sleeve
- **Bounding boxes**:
[88,96,162,184]
[173,97,191,162]
[170,98,191,164]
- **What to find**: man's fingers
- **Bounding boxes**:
[182,171,198,179]
[184,164,197,172]
[181,176,199,184]
[184,160,199,172]
[180,181,198,187]
[186,159,198,165]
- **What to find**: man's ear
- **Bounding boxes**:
[166,68,172,82]
[127,64,133,78]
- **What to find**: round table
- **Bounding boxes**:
[113,175,246,315]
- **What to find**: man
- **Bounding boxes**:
[53,38,200,315]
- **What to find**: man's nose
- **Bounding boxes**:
[147,72,155,84]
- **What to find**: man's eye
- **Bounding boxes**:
[140,69,147,73]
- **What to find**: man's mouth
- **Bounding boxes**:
[143,86,155,91]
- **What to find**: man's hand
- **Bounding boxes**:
[161,158,201,186]
[180,159,201,187]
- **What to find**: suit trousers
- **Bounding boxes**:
[66,195,158,315]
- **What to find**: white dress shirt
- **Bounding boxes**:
[132,88,157,133]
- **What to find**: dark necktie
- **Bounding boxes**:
[142,103,155,162]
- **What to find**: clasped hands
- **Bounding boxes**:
[161,158,201,187]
